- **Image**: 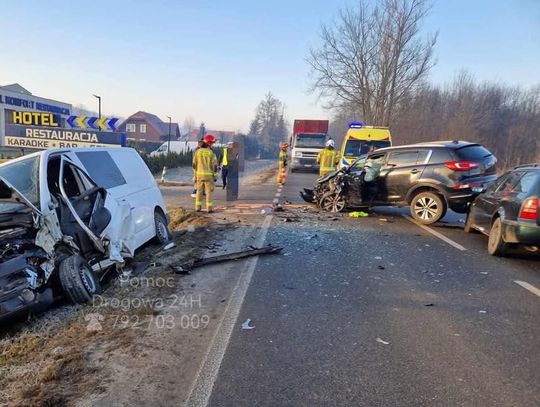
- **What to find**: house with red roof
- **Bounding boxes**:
[118,111,180,141]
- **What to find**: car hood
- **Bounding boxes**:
[317,169,343,183]
[0,176,40,215]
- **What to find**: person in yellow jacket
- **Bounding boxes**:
[317,139,340,176]
[277,142,288,185]
[193,134,218,212]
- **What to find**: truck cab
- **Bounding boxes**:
[290,119,329,173]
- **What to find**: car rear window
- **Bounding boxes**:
[428,148,453,164]
[75,151,126,189]
[454,145,493,161]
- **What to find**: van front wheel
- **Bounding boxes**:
[59,254,102,304]
[154,211,170,244]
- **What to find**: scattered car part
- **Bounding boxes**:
[171,245,283,273]
[241,318,255,330]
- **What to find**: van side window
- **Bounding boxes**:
[75,151,126,189]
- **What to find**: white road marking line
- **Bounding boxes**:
[514,280,540,298]
[273,198,279,203]
[186,215,273,407]
[275,192,281,197]
[402,215,467,251]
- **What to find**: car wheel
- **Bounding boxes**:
[321,192,346,212]
[487,217,508,256]
[59,254,102,304]
[463,211,478,233]
[410,191,447,224]
[154,211,170,244]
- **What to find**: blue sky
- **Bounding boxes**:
[1,0,539,131]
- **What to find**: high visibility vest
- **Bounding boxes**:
[221,148,228,166]
[193,148,217,179]
[317,148,339,174]
[279,150,287,166]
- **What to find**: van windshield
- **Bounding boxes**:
[0,156,40,213]
[344,140,390,157]
[295,134,326,148]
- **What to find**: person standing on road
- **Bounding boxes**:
[193,134,218,212]
[219,141,234,189]
[277,142,288,185]
[191,139,205,198]
[316,139,340,176]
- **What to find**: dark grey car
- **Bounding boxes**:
[465,164,540,256]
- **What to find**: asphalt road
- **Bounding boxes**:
[199,170,540,407]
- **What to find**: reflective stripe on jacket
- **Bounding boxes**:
[317,148,339,173]
[193,147,217,179]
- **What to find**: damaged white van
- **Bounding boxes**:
[0,148,169,321]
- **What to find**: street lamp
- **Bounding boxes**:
[93,94,101,119]
[166,116,172,155]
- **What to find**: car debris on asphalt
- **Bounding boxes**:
[349,211,369,218]
[171,245,283,273]
[376,337,390,345]
[241,318,255,330]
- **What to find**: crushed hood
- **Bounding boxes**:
[0,176,40,215]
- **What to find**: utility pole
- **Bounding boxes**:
[166,116,172,155]
[93,94,101,119]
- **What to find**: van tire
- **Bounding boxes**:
[154,211,170,244]
[59,254,102,304]
[410,191,447,225]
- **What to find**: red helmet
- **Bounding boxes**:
[203,134,216,145]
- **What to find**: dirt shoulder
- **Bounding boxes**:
[0,207,265,407]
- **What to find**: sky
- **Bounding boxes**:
[1,0,539,132]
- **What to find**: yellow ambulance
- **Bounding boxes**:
[339,122,392,167]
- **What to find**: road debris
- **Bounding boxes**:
[377,265,385,270]
[272,203,284,212]
[479,310,487,314]
[374,256,382,260]
[171,245,283,273]
[241,319,254,330]
[378,218,394,223]
[376,337,390,345]
[424,303,435,307]
[187,225,196,233]
[349,211,369,218]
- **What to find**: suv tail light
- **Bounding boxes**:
[444,161,480,171]
[519,197,538,221]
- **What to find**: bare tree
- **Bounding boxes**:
[308,0,437,125]
[183,116,195,140]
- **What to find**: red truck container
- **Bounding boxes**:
[290,119,329,172]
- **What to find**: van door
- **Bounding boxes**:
[74,149,157,247]
[381,150,428,202]
[57,156,110,253]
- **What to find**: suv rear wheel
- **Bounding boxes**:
[59,254,102,303]
[410,191,447,224]
[487,218,508,256]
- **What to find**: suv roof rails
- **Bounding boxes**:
[514,163,540,169]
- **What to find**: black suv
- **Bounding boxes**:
[464,164,540,256]
[304,141,498,224]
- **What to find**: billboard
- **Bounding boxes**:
[3,109,125,149]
